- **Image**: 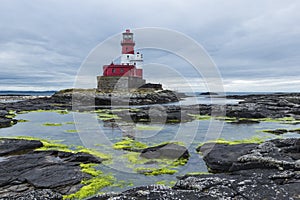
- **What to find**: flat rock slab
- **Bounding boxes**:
[140,143,189,160]
[0,138,43,156]
[0,138,103,199]
[198,138,300,173]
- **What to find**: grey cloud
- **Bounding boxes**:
[0,0,299,91]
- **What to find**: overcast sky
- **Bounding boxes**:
[0,0,299,92]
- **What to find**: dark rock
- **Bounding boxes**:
[2,189,62,200]
[197,143,258,173]
[93,169,296,200]
[90,185,212,200]
[0,138,102,199]
[263,129,289,135]
[200,139,300,172]
[140,143,189,160]
[227,118,260,124]
[0,138,43,156]
[0,118,17,128]
[199,92,218,95]
[96,139,300,200]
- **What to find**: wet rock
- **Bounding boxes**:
[0,138,102,199]
[197,143,257,173]
[263,129,289,135]
[140,143,189,160]
[199,92,218,95]
[0,117,17,128]
[227,118,260,124]
[199,139,300,172]
[0,138,43,156]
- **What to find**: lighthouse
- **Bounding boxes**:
[97,29,146,91]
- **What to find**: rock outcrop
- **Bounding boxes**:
[94,138,300,200]
[0,138,103,199]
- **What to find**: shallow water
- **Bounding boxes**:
[0,110,299,194]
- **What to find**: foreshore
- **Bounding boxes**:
[0,90,299,199]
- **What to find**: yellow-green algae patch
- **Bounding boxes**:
[63,163,115,200]
[97,112,120,121]
[17,109,69,115]
[42,122,63,126]
[135,124,162,131]
[64,129,78,133]
[135,167,177,176]
[113,137,148,151]
[3,136,114,199]
[197,136,266,149]
[119,142,189,176]
[10,136,111,160]
[17,119,29,123]
[155,180,176,186]
[188,114,211,120]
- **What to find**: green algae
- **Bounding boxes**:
[97,112,120,120]
[76,146,111,160]
[64,121,75,125]
[2,136,114,200]
[64,129,78,133]
[155,180,176,186]
[135,167,177,176]
[42,122,63,126]
[80,163,102,177]
[17,119,29,123]
[9,136,111,160]
[184,172,211,176]
[113,137,148,151]
[135,124,162,131]
[188,114,211,120]
[5,110,17,119]
[17,109,69,115]
[197,136,266,148]
[63,165,115,200]
[119,142,189,176]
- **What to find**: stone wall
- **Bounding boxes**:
[97,76,146,92]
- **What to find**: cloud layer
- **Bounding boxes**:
[0,0,299,92]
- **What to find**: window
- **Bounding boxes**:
[112,69,115,73]
[120,69,124,73]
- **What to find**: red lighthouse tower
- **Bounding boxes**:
[97,29,146,91]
